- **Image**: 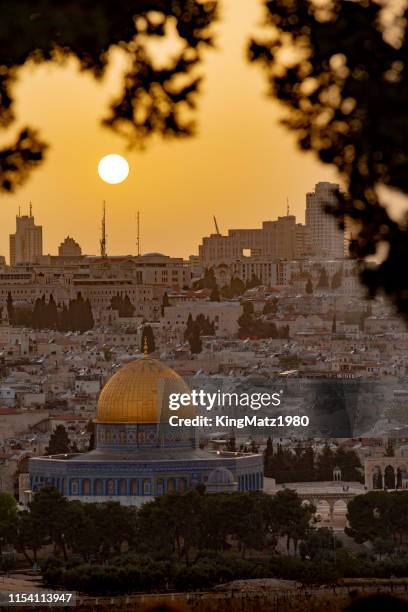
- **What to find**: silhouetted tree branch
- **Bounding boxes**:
[0,0,218,191]
[249,0,408,318]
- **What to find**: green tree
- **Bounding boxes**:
[264,437,274,474]
[194,268,218,290]
[65,293,94,333]
[301,446,315,483]
[14,510,44,564]
[6,292,14,324]
[372,537,395,560]
[29,486,71,560]
[47,294,58,329]
[86,420,96,451]
[188,324,202,354]
[184,314,215,353]
[238,301,255,336]
[334,447,363,482]
[111,294,135,318]
[346,491,391,544]
[161,292,170,315]
[184,313,194,339]
[273,489,315,554]
[317,268,329,289]
[300,528,341,561]
[0,492,18,555]
[46,425,71,455]
[63,501,101,562]
[32,297,43,329]
[230,277,246,297]
[88,502,137,559]
[346,491,408,545]
[58,304,70,332]
[83,299,94,331]
[121,294,135,317]
[315,445,335,481]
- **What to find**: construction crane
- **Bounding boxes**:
[213,215,220,235]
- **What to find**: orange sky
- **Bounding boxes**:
[0,0,338,262]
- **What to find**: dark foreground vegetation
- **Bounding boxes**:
[2,487,408,595]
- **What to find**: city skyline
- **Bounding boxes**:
[0,0,339,261]
[6,182,344,264]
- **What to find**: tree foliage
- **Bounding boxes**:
[110,293,135,318]
[249,0,408,317]
[46,425,72,456]
[317,268,329,290]
[193,268,218,290]
[184,312,215,353]
[238,302,289,339]
[5,486,408,592]
[221,276,246,299]
[346,490,408,546]
[264,440,363,484]
[0,493,18,555]
[29,292,94,332]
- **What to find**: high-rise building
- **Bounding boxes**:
[305,182,344,259]
[58,236,82,257]
[9,208,43,266]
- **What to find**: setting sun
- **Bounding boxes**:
[98,154,129,185]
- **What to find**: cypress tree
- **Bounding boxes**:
[6,292,14,324]
[47,294,58,329]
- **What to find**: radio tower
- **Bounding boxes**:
[136,211,141,256]
[100,201,107,257]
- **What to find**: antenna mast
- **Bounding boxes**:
[100,201,107,257]
[136,211,141,256]
[286,197,290,216]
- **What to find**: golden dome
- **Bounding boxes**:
[96,356,192,424]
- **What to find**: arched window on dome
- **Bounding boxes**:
[106,429,112,443]
[143,479,151,496]
[107,479,115,496]
[167,478,176,493]
[82,479,91,496]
